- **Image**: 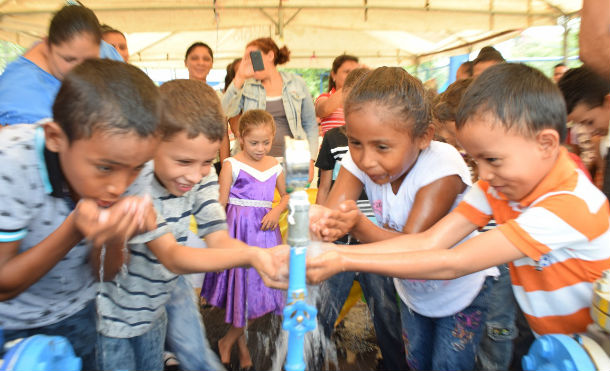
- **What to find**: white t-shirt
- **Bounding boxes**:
[341,141,498,317]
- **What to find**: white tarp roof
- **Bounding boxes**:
[0,0,582,69]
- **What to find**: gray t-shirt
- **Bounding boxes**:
[97,170,227,338]
[0,124,150,329]
[266,97,293,157]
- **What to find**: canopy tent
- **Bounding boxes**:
[0,0,582,69]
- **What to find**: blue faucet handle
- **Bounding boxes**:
[282,300,318,334]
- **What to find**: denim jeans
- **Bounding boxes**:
[165,275,225,371]
[3,300,97,371]
[400,276,493,371]
[476,264,517,371]
[97,310,167,371]
[318,271,408,370]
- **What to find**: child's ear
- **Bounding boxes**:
[603,94,610,109]
[416,125,435,150]
[43,121,69,153]
[536,128,560,157]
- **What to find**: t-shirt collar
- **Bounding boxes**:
[35,125,73,202]
[517,147,574,208]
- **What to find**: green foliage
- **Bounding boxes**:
[0,40,25,73]
[282,68,328,99]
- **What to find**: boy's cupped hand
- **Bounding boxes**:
[254,244,290,290]
[74,196,153,248]
[309,201,361,242]
[306,248,344,284]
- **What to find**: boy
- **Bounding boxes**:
[308,63,610,337]
[95,79,280,371]
[0,59,162,370]
[558,65,610,201]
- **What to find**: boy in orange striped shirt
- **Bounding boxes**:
[307,63,610,337]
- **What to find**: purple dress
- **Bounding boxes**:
[202,157,285,328]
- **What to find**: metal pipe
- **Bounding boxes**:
[282,137,317,371]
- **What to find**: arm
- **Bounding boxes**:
[350,175,466,243]
[0,213,82,300]
[218,160,233,208]
[315,169,332,205]
[219,125,230,164]
[580,0,610,79]
[307,211,511,283]
[221,83,245,119]
[338,223,523,280]
[261,170,290,231]
[228,115,241,141]
[315,89,344,118]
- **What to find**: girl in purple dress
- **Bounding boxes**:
[202,109,288,370]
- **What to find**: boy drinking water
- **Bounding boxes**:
[308,63,610,341]
[96,79,281,371]
[0,59,163,370]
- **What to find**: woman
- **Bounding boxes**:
[223,37,318,169]
[0,5,101,126]
[315,54,359,136]
[184,41,230,170]
[101,24,129,63]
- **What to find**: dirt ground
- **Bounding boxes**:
[201,300,380,371]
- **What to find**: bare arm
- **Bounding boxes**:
[315,169,332,205]
[219,125,230,164]
[348,175,466,243]
[315,89,344,118]
[580,0,610,79]
[307,212,507,283]
[217,160,233,208]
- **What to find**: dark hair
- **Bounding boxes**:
[458,61,473,77]
[473,46,505,65]
[328,54,359,91]
[238,109,275,139]
[247,38,290,65]
[158,79,225,142]
[48,5,102,46]
[558,65,609,114]
[433,78,473,122]
[343,67,370,94]
[100,24,126,40]
[185,42,214,61]
[456,63,566,141]
[224,58,242,92]
[344,67,431,138]
[53,59,160,142]
[554,63,566,69]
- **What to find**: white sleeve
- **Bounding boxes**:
[415,142,472,188]
[339,150,368,183]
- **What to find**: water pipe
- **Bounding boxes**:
[282,137,318,371]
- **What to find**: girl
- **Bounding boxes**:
[315,54,360,136]
[202,109,289,371]
[313,67,497,371]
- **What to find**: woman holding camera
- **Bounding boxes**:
[222,37,318,167]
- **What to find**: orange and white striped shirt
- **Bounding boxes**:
[455,148,610,335]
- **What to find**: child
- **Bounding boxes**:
[434,78,518,371]
[202,109,288,371]
[314,67,409,371]
[312,66,497,371]
[558,65,610,200]
[308,63,610,353]
[0,59,164,371]
[95,85,282,370]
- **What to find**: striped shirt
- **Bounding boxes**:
[316,89,345,136]
[455,148,610,335]
[97,170,227,338]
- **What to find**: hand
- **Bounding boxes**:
[260,209,281,231]
[74,196,151,248]
[306,249,344,284]
[310,201,361,242]
[252,246,290,290]
[233,51,256,88]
